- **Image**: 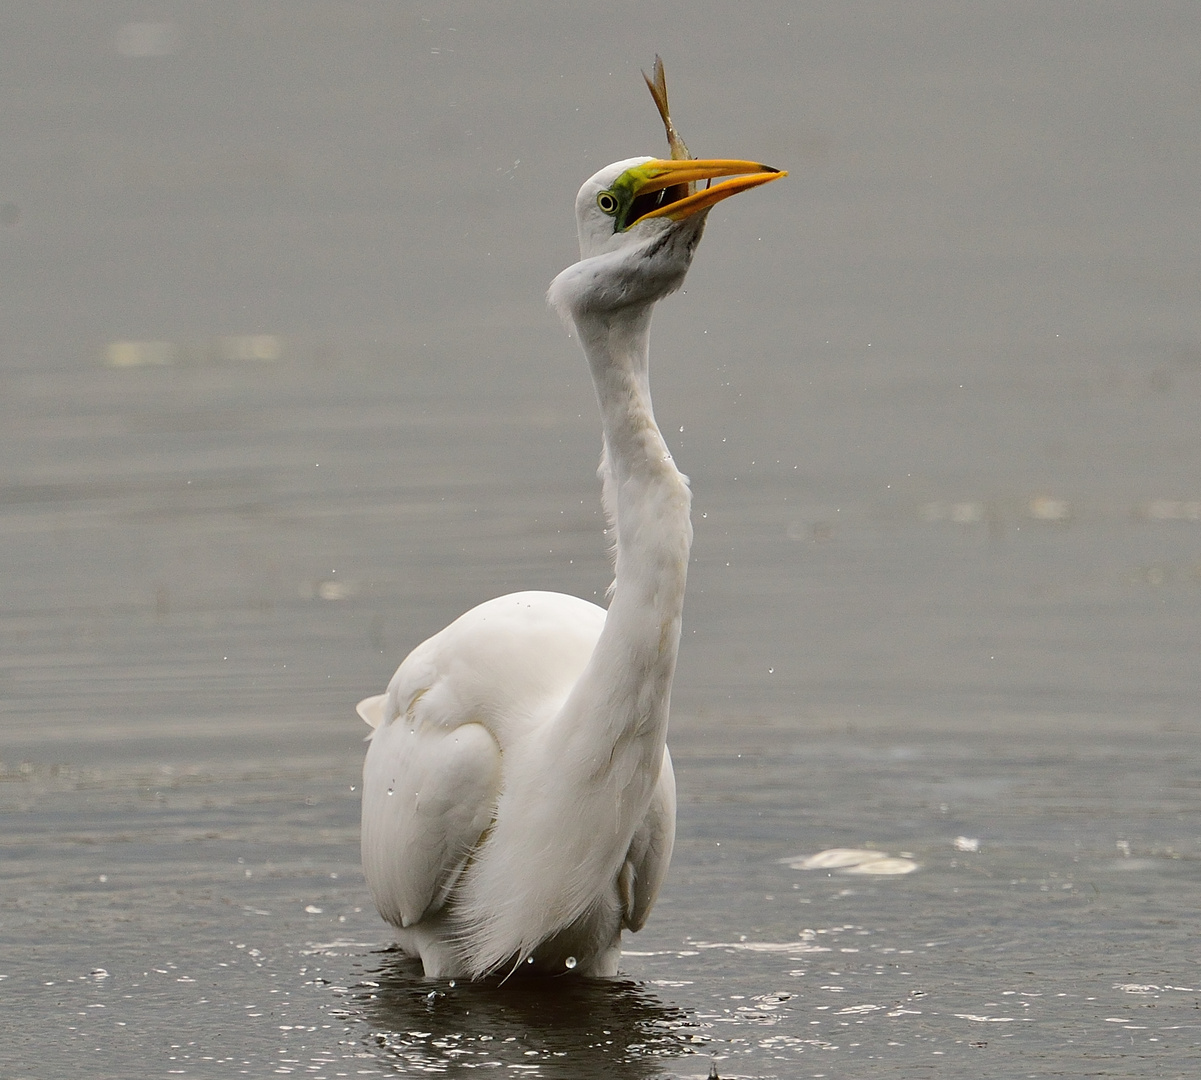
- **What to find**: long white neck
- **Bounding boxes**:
[455,297,692,976]
[575,304,692,747]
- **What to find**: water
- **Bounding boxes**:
[3,3,1201,1076]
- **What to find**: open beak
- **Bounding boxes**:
[632,158,786,224]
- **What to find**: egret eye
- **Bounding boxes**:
[596,190,619,215]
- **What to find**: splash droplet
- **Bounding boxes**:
[564,956,577,970]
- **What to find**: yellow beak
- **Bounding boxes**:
[633,158,786,223]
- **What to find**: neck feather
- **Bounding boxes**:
[452,297,693,974]
[568,303,692,747]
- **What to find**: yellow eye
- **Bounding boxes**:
[596,190,619,215]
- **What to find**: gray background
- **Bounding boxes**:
[2,3,1200,1077]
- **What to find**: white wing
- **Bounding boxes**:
[360,591,607,930]
[361,707,500,927]
[620,745,676,931]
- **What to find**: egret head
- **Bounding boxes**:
[551,156,785,319]
[573,156,786,259]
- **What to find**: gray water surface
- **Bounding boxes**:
[3,3,1201,1077]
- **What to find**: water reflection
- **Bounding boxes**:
[355,950,702,1078]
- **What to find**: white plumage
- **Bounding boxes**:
[359,150,784,979]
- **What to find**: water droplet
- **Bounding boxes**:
[425,990,436,1002]
[448,980,456,988]
[564,956,577,970]
[386,788,394,796]
[526,956,534,964]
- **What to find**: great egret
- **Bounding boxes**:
[358,89,784,979]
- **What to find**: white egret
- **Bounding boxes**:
[358,105,784,979]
